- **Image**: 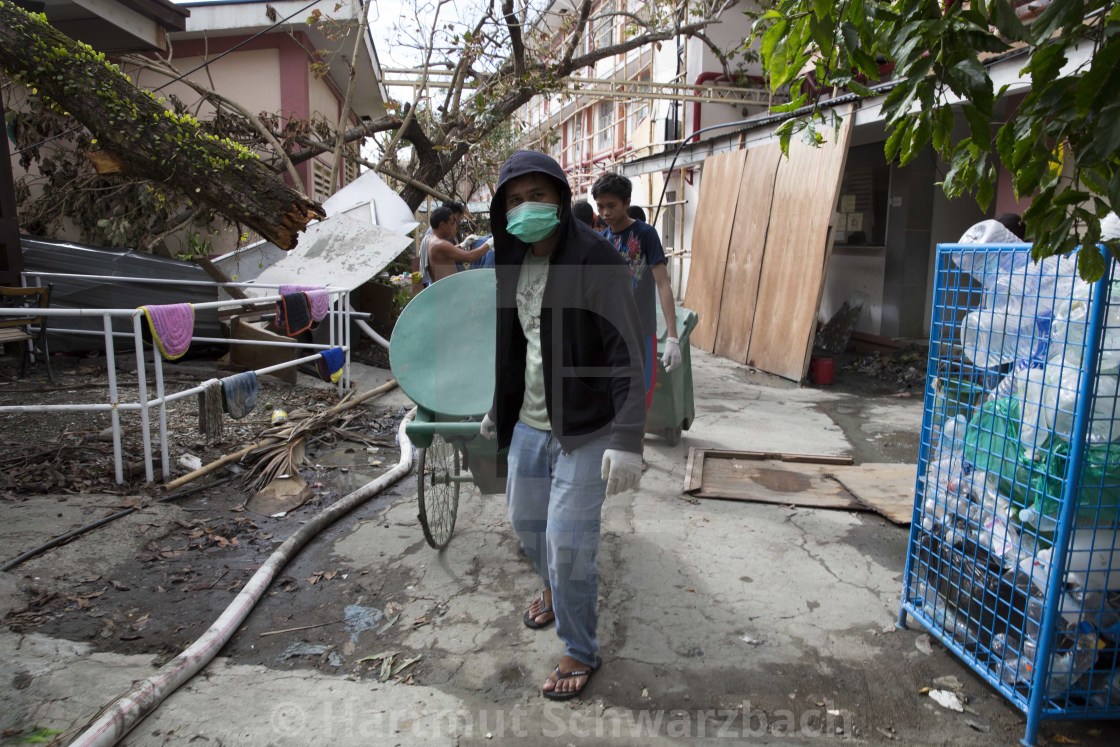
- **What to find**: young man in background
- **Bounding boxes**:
[592,173,682,414]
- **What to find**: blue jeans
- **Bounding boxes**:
[506,420,610,667]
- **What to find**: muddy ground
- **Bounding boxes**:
[3,345,918,671]
[3,345,1115,745]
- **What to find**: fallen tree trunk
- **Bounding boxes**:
[0,2,324,249]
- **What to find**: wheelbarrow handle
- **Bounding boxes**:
[405,421,484,438]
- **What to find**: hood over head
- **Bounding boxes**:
[490,150,573,258]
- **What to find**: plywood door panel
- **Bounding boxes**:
[713,143,782,362]
[746,114,852,380]
[683,149,747,352]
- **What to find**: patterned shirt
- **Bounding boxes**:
[602,220,666,338]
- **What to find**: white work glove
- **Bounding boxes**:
[479,412,496,440]
[601,449,642,497]
[459,233,479,250]
[661,337,682,373]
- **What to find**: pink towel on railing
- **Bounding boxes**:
[139,303,194,360]
[279,284,329,322]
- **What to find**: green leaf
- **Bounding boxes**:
[990,0,1030,42]
[932,106,953,154]
[813,0,833,21]
[809,13,834,59]
[1081,103,1120,163]
[771,88,810,113]
[1054,190,1092,207]
[910,112,933,157]
[1076,39,1120,115]
[761,17,788,67]
[884,120,910,163]
[847,79,873,97]
[1078,244,1106,283]
[1032,0,1087,44]
[850,47,882,80]
[962,104,992,148]
[1025,42,1067,85]
[995,121,1016,167]
[977,174,995,210]
[949,58,994,109]
[763,19,793,91]
[776,118,796,157]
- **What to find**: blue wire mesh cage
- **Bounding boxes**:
[899,243,1120,746]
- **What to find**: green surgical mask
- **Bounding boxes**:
[506,201,560,243]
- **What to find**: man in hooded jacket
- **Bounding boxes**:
[478,151,646,699]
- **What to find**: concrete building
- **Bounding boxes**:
[159,0,388,205]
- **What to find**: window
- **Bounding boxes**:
[344,145,359,185]
[835,144,891,246]
[312,161,333,202]
[596,102,614,151]
[595,0,615,49]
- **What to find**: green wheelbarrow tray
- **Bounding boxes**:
[645,304,698,447]
[389,269,507,494]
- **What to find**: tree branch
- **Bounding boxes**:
[287,116,401,164]
[0,3,322,249]
[326,5,370,195]
[561,0,594,69]
[502,0,526,78]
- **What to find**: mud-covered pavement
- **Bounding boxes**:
[2,350,1119,745]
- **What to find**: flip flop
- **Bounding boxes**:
[522,591,554,629]
[542,655,602,701]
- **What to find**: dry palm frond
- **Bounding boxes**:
[238,394,363,493]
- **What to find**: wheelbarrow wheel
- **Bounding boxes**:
[417,433,460,549]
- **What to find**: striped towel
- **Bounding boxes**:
[280,284,330,322]
[316,346,346,384]
[220,371,258,419]
[275,292,313,336]
[139,303,194,360]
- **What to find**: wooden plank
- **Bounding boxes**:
[683,149,747,352]
[746,111,853,381]
[698,449,853,465]
[683,446,704,493]
[829,463,918,525]
[217,301,276,322]
[195,256,248,300]
[694,458,865,511]
[713,143,782,362]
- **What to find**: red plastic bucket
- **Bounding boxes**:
[810,356,834,385]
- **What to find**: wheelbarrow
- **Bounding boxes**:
[389,269,506,549]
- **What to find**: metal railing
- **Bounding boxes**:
[0,273,355,484]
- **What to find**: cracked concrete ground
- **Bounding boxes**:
[3,350,1120,745]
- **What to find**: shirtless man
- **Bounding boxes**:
[426,205,492,283]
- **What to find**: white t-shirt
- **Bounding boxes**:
[517,251,551,430]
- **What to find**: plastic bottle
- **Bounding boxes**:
[1086,670,1120,707]
[1018,506,1058,533]
[1045,625,1101,694]
[912,580,978,647]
